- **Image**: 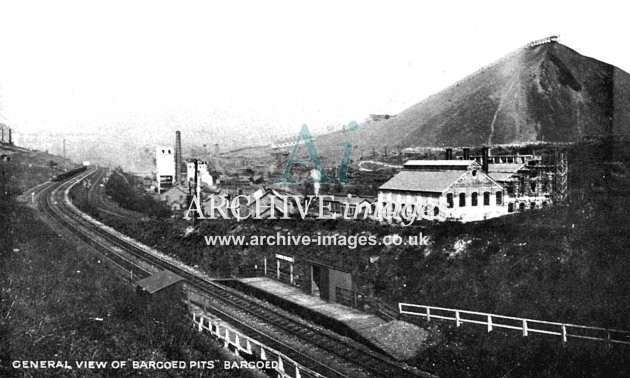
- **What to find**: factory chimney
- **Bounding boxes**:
[481,146,489,173]
[8,128,11,145]
[463,147,470,160]
[175,131,182,184]
[445,148,453,160]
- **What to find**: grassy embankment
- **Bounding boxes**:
[0,146,78,194]
[0,176,255,377]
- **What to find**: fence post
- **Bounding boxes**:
[234,334,240,356]
[186,287,191,310]
[277,356,285,374]
[522,319,528,337]
[561,324,567,343]
[487,315,493,332]
[276,259,280,280]
[290,263,294,284]
[455,310,461,327]
[264,257,267,277]
[426,307,431,322]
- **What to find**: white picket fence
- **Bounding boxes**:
[399,303,630,345]
[191,312,326,378]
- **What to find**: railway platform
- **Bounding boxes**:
[222,277,427,360]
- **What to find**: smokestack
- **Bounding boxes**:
[175,131,182,184]
[481,146,489,173]
[189,159,199,226]
[9,127,12,145]
[463,147,470,160]
[195,160,201,202]
[445,148,453,160]
[63,139,66,158]
[1,125,4,143]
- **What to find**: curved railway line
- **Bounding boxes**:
[34,170,432,378]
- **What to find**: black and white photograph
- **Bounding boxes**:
[1,1,629,377]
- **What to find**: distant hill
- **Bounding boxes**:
[305,41,630,164]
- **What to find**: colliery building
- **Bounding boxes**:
[155,131,214,195]
[378,158,504,222]
[0,124,13,145]
[155,145,176,193]
[484,158,555,213]
[185,159,213,187]
[378,147,561,222]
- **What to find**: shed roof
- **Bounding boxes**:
[162,185,189,196]
[488,172,517,182]
[305,259,351,273]
[136,270,184,294]
[403,160,478,170]
[379,170,465,193]
[325,195,374,204]
[487,163,526,173]
[487,163,526,182]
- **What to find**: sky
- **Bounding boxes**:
[0,0,628,147]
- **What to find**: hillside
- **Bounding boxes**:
[303,41,630,165]
[0,145,78,194]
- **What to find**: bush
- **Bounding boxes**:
[105,169,171,218]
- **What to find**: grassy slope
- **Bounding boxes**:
[0,146,79,194]
[0,199,255,377]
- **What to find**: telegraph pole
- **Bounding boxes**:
[188,159,199,227]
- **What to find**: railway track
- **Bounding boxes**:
[35,171,432,378]
[37,174,152,280]
[86,169,144,219]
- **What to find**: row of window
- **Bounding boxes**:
[506,181,549,195]
[507,201,548,212]
[446,191,502,208]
